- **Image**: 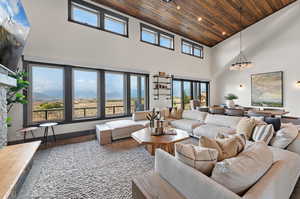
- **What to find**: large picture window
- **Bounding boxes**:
[25,62,149,125]
[172,80,182,109]
[172,79,209,110]
[73,69,98,119]
[31,66,64,122]
[105,72,125,117]
[183,81,192,110]
[130,75,147,112]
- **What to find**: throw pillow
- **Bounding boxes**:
[175,143,218,176]
[251,116,267,125]
[264,117,281,131]
[236,118,256,140]
[199,134,246,161]
[211,142,273,195]
[270,123,298,149]
[252,124,275,144]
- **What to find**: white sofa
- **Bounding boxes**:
[170,110,300,155]
[170,110,207,135]
[152,147,300,199]
[170,110,243,138]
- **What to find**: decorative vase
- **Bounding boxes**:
[226,100,235,108]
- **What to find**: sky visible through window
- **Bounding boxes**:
[74,70,97,99]
[142,29,157,44]
[104,16,125,34]
[182,43,192,54]
[32,66,64,101]
[160,36,172,48]
[72,6,98,27]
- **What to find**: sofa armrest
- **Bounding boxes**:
[287,133,300,155]
[155,149,241,199]
[243,148,300,199]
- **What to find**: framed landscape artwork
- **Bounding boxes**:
[251,71,283,107]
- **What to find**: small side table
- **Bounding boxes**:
[17,127,38,142]
[39,122,58,144]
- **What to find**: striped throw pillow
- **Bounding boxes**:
[252,124,274,144]
[175,143,218,176]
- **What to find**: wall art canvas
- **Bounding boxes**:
[251,71,283,107]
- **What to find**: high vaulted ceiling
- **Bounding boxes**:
[91,0,297,47]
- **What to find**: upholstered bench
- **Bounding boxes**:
[96,124,112,145]
[96,119,148,145]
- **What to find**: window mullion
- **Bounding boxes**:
[100,10,104,30]
[137,76,142,108]
[99,70,105,119]
[64,67,73,122]
[181,80,184,109]
[125,73,131,115]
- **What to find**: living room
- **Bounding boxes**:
[0,0,300,199]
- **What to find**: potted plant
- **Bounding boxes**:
[224,93,238,108]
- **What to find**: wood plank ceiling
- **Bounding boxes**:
[91,0,297,47]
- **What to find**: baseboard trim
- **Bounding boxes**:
[7,129,96,145]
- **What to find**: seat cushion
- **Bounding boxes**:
[211,142,273,195]
[175,143,218,176]
[182,110,208,122]
[193,124,236,138]
[134,120,150,127]
[106,120,144,140]
[199,134,246,161]
[205,114,242,129]
[170,119,202,134]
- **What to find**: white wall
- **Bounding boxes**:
[211,1,300,117]
[7,0,212,141]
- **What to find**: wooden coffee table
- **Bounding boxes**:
[132,128,189,155]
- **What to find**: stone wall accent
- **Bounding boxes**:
[0,72,16,148]
[0,86,8,148]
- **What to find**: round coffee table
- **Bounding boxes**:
[132,128,189,155]
[39,122,58,144]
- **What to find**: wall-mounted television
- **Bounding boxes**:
[0,0,30,72]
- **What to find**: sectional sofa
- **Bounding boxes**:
[150,147,300,199]
[170,110,300,155]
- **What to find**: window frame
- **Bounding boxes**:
[140,23,175,50]
[72,68,100,120]
[181,39,204,59]
[70,2,100,28]
[27,64,66,124]
[23,60,149,126]
[172,78,210,109]
[68,0,129,38]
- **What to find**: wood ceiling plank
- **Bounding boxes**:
[90,0,298,47]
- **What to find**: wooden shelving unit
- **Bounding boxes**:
[153,73,173,101]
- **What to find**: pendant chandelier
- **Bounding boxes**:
[230,0,252,71]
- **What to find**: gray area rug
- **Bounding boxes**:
[17,139,156,199]
[17,138,300,199]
